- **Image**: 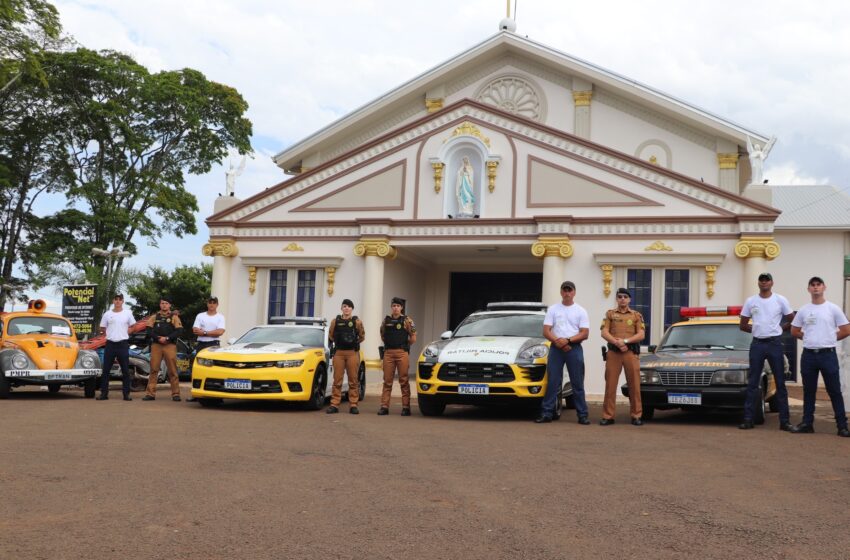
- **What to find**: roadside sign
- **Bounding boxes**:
[62,284,97,338]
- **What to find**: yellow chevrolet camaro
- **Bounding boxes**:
[190,317,365,408]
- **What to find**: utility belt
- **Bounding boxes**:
[607,342,641,355]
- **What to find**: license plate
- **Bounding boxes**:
[224,378,252,390]
[458,384,489,395]
[668,392,701,405]
[45,372,73,380]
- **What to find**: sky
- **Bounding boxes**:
[20,0,850,310]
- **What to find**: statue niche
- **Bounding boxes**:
[447,151,482,218]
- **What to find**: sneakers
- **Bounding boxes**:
[577,416,590,425]
[791,423,814,433]
[779,422,794,432]
[326,406,339,414]
[738,421,755,430]
[533,415,552,423]
[837,427,849,437]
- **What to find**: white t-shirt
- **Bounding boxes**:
[193,312,226,342]
[791,301,849,349]
[741,292,792,338]
[99,308,136,342]
[544,302,590,339]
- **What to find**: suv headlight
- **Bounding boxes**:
[77,352,98,369]
[711,370,747,384]
[11,352,31,370]
[196,357,214,367]
[518,344,549,361]
[275,360,304,368]
[639,369,660,384]
[422,344,440,361]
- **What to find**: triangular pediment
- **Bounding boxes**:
[292,161,405,212]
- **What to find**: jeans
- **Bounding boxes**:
[801,349,847,429]
[542,344,587,418]
[743,338,789,423]
[100,340,131,395]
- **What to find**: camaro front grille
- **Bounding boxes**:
[210,360,278,369]
[658,371,713,386]
[203,379,283,393]
[437,363,515,383]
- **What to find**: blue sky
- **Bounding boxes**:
[18,0,850,311]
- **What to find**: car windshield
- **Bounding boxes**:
[236,326,324,347]
[7,316,73,337]
[454,313,544,337]
[659,324,752,350]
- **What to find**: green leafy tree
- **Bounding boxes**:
[0,0,61,95]
[127,263,212,335]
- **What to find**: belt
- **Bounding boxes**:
[106,339,129,344]
[753,336,780,342]
[803,347,836,354]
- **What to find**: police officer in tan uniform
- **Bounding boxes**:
[600,288,646,425]
[379,297,416,416]
[327,298,365,415]
[143,296,183,402]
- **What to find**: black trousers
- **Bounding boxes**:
[100,340,131,395]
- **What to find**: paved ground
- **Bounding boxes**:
[2,373,849,560]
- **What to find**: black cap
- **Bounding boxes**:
[808,276,825,285]
[616,288,631,298]
[560,281,576,291]
[391,296,405,306]
[341,298,354,308]
[758,273,773,281]
[207,296,218,303]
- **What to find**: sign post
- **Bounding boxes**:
[62,284,97,339]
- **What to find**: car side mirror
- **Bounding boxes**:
[227,337,237,345]
[440,330,452,340]
[648,344,657,353]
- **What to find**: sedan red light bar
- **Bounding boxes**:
[680,306,743,317]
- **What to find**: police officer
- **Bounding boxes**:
[327,298,365,414]
[379,297,416,416]
[599,288,646,425]
[738,273,795,431]
[143,296,183,402]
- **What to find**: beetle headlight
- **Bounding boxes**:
[518,344,549,361]
[711,370,747,384]
[639,369,660,384]
[11,352,31,370]
[422,344,440,361]
[275,360,304,368]
[196,357,214,367]
[77,352,98,369]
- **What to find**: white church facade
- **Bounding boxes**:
[202,30,850,395]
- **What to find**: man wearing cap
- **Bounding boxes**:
[738,273,795,431]
[789,276,850,437]
[143,296,184,402]
[539,281,590,424]
[96,293,137,401]
[379,297,416,416]
[599,288,646,425]
[327,298,365,414]
[188,297,226,402]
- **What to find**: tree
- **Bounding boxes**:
[127,263,212,332]
[0,0,61,95]
[25,48,252,313]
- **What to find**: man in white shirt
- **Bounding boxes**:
[539,280,590,424]
[189,297,226,402]
[790,277,850,437]
[738,273,795,431]
[96,293,137,401]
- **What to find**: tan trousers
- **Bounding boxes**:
[381,349,410,408]
[602,349,642,419]
[330,349,360,407]
[147,342,181,398]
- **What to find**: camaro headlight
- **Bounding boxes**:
[78,353,98,368]
[639,369,660,384]
[518,344,549,360]
[275,360,304,368]
[711,370,747,384]
[11,352,30,370]
[422,344,440,360]
[196,357,214,367]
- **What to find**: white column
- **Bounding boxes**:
[532,237,573,305]
[354,239,397,368]
[734,236,780,298]
[203,240,238,324]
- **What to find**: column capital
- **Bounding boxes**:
[202,239,238,257]
[531,236,573,259]
[572,90,593,107]
[734,236,780,260]
[354,238,397,260]
[717,153,739,169]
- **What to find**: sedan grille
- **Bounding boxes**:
[658,371,714,386]
[437,363,515,383]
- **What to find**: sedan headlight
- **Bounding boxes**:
[639,369,660,384]
[518,344,549,361]
[275,360,304,368]
[711,370,748,384]
[422,344,440,360]
[11,352,30,370]
[77,352,98,369]
[196,357,214,367]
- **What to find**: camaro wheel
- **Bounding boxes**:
[418,394,446,417]
[304,365,327,410]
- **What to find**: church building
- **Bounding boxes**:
[203,24,850,394]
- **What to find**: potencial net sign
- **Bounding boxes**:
[62,284,97,337]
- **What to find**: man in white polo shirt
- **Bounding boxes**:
[790,276,850,437]
[738,272,795,431]
[188,296,226,402]
[96,293,136,401]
